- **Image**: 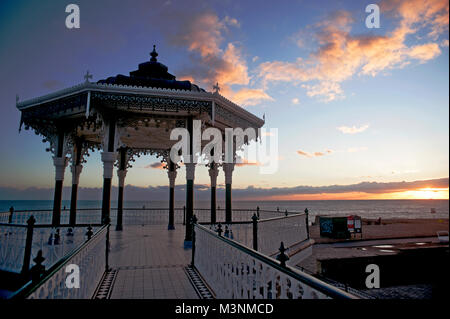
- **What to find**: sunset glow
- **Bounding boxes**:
[259,188,450,201]
[383,188,450,200]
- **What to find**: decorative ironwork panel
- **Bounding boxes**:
[27,226,108,299]
[91,92,212,115]
[194,224,337,299]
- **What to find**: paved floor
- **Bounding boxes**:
[316,236,439,248]
[108,225,199,299]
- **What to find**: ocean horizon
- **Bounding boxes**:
[1,199,448,220]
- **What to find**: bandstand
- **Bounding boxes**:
[6,47,358,300]
[16,46,265,245]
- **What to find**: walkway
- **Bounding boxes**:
[108,225,199,299]
[315,236,439,248]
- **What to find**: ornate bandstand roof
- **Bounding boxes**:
[16,47,265,154]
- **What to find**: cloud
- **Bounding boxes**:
[231,88,274,106]
[337,124,370,134]
[144,162,165,169]
[1,178,447,201]
[258,0,448,102]
[297,149,333,157]
[297,150,312,157]
[235,158,261,167]
[159,9,272,106]
[291,97,300,105]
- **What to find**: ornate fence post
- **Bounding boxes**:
[305,208,310,239]
[30,250,45,282]
[224,225,229,238]
[217,223,223,237]
[8,206,14,223]
[276,242,289,267]
[86,225,93,241]
[191,215,198,267]
[256,206,260,219]
[252,213,258,251]
[21,215,36,275]
[285,209,288,217]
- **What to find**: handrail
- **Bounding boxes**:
[257,212,305,223]
[9,224,109,299]
[3,207,297,213]
[0,223,102,228]
[195,223,358,299]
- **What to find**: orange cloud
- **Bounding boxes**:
[145,162,165,169]
[258,0,448,102]
[297,149,333,157]
[235,158,261,167]
[231,88,274,106]
[165,11,272,106]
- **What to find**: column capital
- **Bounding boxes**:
[71,164,83,185]
[208,164,219,187]
[168,170,177,188]
[117,169,127,187]
[53,156,69,181]
[222,163,235,184]
[185,162,196,181]
[101,151,117,179]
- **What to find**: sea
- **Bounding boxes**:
[0,199,448,220]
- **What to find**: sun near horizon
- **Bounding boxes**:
[258,188,449,201]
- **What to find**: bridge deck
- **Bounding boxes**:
[108,225,199,299]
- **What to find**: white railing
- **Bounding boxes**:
[14,225,109,299]
[206,223,254,248]
[193,224,357,299]
[0,225,27,273]
[30,226,100,272]
[203,213,309,256]
[0,221,100,274]
[0,212,10,223]
[4,207,290,227]
[258,214,308,256]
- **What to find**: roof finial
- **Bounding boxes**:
[213,82,220,94]
[150,45,158,62]
[84,70,93,83]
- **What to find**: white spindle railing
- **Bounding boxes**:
[194,224,357,299]
[21,225,109,299]
[6,208,281,226]
[258,214,308,256]
[0,225,27,273]
[30,226,100,272]
[0,212,10,223]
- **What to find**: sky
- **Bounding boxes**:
[0,0,448,200]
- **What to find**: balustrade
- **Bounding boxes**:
[11,225,109,299]
[193,223,357,299]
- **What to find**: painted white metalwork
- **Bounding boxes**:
[5,208,296,227]
[6,208,276,226]
[0,225,27,273]
[0,223,99,273]
[194,224,356,299]
[30,226,99,271]
[26,226,108,299]
[258,214,308,256]
[0,212,10,223]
